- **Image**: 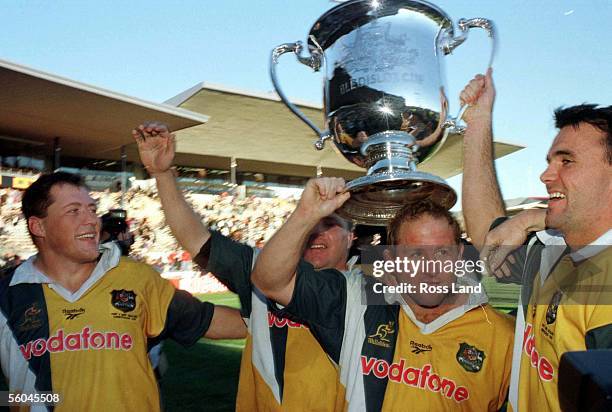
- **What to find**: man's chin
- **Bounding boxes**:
[545,212,564,231]
[309,260,327,270]
[77,249,101,263]
[304,252,325,267]
[411,296,446,308]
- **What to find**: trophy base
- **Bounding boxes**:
[337,170,457,226]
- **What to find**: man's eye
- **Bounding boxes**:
[561,159,573,165]
[433,249,449,259]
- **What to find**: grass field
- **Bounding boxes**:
[0,284,519,411]
[482,276,521,313]
[161,292,243,412]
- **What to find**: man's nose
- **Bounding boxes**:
[540,163,557,185]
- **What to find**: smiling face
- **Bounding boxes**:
[302,215,353,271]
[540,123,612,244]
[394,214,462,308]
[30,184,101,264]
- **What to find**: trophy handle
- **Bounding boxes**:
[270,40,332,150]
[441,18,497,134]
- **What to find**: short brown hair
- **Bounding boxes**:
[386,200,461,245]
[22,172,87,220]
[554,104,612,164]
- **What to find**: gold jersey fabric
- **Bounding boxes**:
[373,306,514,412]
[39,258,174,411]
[235,322,343,412]
[1,245,215,412]
[517,248,612,411]
[199,231,342,412]
[281,261,515,411]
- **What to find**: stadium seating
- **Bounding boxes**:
[0,185,297,293]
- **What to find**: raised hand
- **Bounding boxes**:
[296,177,351,223]
[132,121,176,175]
[460,68,495,124]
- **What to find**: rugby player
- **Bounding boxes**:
[0,172,246,412]
[133,122,354,411]
[251,177,515,411]
[460,69,611,410]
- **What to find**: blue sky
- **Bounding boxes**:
[2,0,611,208]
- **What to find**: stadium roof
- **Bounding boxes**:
[0,58,208,161]
[505,196,548,213]
[0,58,523,180]
[164,82,524,179]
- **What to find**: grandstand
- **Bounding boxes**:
[0,57,528,299]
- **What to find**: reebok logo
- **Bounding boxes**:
[62,308,85,320]
[410,340,432,354]
[361,356,469,403]
[19,327,133,360]
[267,312,308,329]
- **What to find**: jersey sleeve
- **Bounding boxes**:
[193,230,254,316]
[584,252,612,349]
[277,259,348,362]
[159,290,215,347]
[585,324,612,349]
[141,265,215,347]
[585,304,612,349]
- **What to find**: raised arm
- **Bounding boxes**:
[251,178,350,306]
[132,122,210,256]
[460,68,505,250]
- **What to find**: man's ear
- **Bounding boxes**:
[347,232,356,250]
[28,216,45,239]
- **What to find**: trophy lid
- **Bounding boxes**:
[337,170,457,226]
[308,0,453,51]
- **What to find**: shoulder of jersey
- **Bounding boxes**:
[484,305,515,335]
[114,257,161,279]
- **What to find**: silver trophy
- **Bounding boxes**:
[270,0,496,225]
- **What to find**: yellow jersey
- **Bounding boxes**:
[518,246,612,411]
[1,243,215,412]
[197,231,341,411]
[278,260,515,411]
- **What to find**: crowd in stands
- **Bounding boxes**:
[0,166,40,176]
[0,185,298,291]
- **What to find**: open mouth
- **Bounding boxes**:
[309,243,327,250]
[548,191,567,207]
[75,233,97,240]
[548,192,566,201]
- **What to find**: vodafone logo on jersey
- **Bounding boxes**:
[267,312,308,329]
[19,327,133,360]
[522,323,554,381]
[361,356,469,403]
